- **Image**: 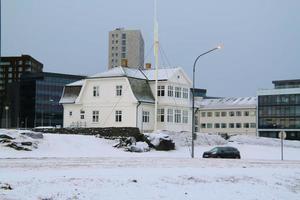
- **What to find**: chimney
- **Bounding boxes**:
[121,59,128,67]
[145,63,151,69]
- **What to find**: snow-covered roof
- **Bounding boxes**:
[67,79,85,86]
[89,66,146,79]
[142,67,180,81]
[88,66,181,81]
[198,97,257,109]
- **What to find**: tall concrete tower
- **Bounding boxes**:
[108,28,144,69]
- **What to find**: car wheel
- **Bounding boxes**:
[236,155,240,159]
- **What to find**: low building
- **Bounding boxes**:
[60,66,193,132]
[257,79,300,140]
[197,97,257,135]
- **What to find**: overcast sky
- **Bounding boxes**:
[2,0,300,97]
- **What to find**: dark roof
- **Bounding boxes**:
[59,86,82,104]
[272,79,300,84]
[127,78,155,103]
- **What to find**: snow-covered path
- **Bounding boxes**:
[1,157,300,200]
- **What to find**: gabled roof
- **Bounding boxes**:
[199,97,257,109]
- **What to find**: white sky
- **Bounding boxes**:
[2,0,300,97]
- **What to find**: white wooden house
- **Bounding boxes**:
[60,66,193,132]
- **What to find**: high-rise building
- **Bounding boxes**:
[108,28,144,69]
[0,55,43,127]
[257,79,300,140]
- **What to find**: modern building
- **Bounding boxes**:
[0,55,43,127]
[16,72,85,128]
[60,66,192,132]
[108,28,144,69]
[197,97,257,135]
[257,79,300,140]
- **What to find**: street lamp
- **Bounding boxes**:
[5,106,9,129]
[191,45,222,158]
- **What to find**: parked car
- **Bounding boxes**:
[202,146,241,159]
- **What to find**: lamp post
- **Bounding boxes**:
[5,106,9,129]
[191,45,222,158]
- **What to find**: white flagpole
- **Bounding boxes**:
[154,0,159,132]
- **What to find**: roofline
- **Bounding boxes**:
[272,79,300,84]
[86,75,147,81]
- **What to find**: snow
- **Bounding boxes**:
[128,142,150,152]
[66,79,85,86]
[142,67,180,81]
[198,96,257,109]
[89,66,146,79]
[1,129,300,199]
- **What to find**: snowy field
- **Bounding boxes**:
[1,129,300,199]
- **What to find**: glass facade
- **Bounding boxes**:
[258,94,300,140]
[20,72,84,128]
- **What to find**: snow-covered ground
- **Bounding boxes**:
[1,129,300,199]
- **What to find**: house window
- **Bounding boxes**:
[92,111,99,122]
[93,86,99,97]
[116,85,122,96]
[229,111,235,117]
[115,110,122,122]
[121,53,126,58]
[250,123,256,128]
[175,87,181,98]
[236,111,242,116]
[157,108,165,122]
[69,111,72,116]
[207,112,212,117]
[157,86,165,96]
[122,46,126,52]
[80,110,85,119]
[244,123,249,128]
[207,123,212,128]
[229,123,235,128]
[122,40,126,45]
[122,33,126,39]
[215,112,220,117]
[221,112,227,117]
[167,109,173,122]
[142,111,149,123]
[236,123,242,128]
[214,123,220,128]
[182,110,188,123]
[244,111,250,116]
[201,123,206,128]
[175,109,181,123]
[182,88,189,99]
[221,123,227,128]
[201,112,206,117]
[168,86,173,97]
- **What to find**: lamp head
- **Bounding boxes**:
[217,44,224,49]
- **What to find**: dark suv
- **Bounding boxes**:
[202,146,241,159]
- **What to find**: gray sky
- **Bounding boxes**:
[2,0,300,97]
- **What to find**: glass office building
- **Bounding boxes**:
[257,79,300,140]
[19,72,84,128]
